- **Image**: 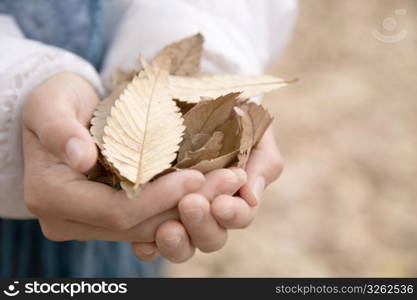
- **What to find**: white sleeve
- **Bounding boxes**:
[101,0,297,88]
[0,15,105,219]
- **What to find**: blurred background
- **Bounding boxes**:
[166,0,417,277]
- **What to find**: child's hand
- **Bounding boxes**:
[133,128,283,263]
[216,128,283,226]
[132,167,246,262]
[22,72,204,243]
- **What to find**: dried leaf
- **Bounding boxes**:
[245,102,273,145]
[177,93,239,160]
[215,117,241,156]
[189,150,239,174]
[90,83,127,150]
[154,33,204,76]
[169,75,290,103]
[120,181,135,199]
[88,33,284,191]
[102,56,184,191]
[86,160,115,186]
[177,133,210,162]
[86,151,124,187]
[189,133,212,151]
[178,107,242,172]
[235,103,273,167]
[174,99,196,115]
[176,131,224,168]
[150,167,177,181]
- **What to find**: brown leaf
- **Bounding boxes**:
[174,99,196,115]
[86,161,115,186]
[182,92,239,135]
[235,103,273,168]
[154,33,204,76]
[245,102,273,145]
[177,93,239,160]
[178,132,210,162]
[89,33,281,191]
[176,131,224,168]
[188,150,239,174]
[189,133,213,151]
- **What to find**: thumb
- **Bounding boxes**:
[36,117,97,172]
[23,73,99,172]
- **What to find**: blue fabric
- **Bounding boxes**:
[0,0,105,69]
[0,0,162,277]
[0,219,162,277]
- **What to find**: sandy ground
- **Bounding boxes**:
[166,0,417,277]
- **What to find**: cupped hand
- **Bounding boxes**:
[133,128,283,263]
[214,128,283,227]
[22,72,204,243]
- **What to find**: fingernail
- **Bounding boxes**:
[164,235,181,248]
[184,208,204,223]
[252,177,265,205]
[139,244,156,255]
[65,137,84,169]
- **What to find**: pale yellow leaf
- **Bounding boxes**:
[215,117,241,155]
[102,56,184,191]
[169,75,290,103]
[90,83,127,150]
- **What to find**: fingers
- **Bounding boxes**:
[211,195,256,229]
[179,194,227,252]
[132,170,204,225]
[37,208,179,242]
[240,128,283,206]
[37,117,97,172]
[131,242,160,262]
[134,170,243,259]
[55,169,201,229]
[22,72,100,172]
[155,221,195,263]
[198,168,247,201]
[24,135,204,229]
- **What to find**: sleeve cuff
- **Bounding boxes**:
[0,41,103,219]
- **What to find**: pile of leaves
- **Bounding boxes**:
[88,34,291,198]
